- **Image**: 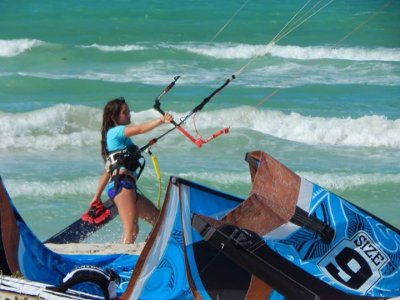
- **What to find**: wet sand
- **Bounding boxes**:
[45,242,145,255]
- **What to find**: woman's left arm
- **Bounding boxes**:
[90,171,110,206]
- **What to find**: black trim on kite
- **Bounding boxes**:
[291,206,335,244]
[0,219,11,275]
[192,214,374,300]
[192,239,252,299]
[47,266,120,300]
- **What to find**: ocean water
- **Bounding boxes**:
[0,0,399,242]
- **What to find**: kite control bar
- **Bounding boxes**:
[153,76,231,148]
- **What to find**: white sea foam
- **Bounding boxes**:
[13,67,219,86]
[269,45,400,62]
[11,61,400,88]
[179,170,400,192]
[1,105,399,150]
[0,104,101,150]
[0,39,45,57]
[78,43,148,52]
[177,171,250,185]
[246,61,400,87]
[12,66,399,88]
[0,105,166,151]
[3,39,399,63]
[299,172,400,191]
[3,40,398,87]
[163,42,272,59]
[178,107,400,149]
[4,176,99,198]
[165,42,400,62]
[5,171,399,199]
[19,39,399,62]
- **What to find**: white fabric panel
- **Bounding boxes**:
[264,177,313,240]
[129,184,180,300]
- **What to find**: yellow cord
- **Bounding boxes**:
[150,151,162,209]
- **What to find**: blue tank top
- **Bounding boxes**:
[106,125,134,152]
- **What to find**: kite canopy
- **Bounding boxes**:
[1,150,400,299]
[193,151,400,299]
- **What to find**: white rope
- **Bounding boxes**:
[271,0,313,43]
[273,0,334,44]
[203,1,336,95]
[209,0,334,77]
[235,0,334,76]
[211,0,250,42]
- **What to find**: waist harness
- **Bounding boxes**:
[106,145,145,179]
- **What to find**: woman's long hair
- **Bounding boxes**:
[101,97,126,161]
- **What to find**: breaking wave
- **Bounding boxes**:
[0,104,167,150]
[0,39,46,57]
[3,39,399,87]
[192,106,400,149]
[4,176,98,198]
[79,41,400,62]
[7,62,399,87]
[78,43,148,52]
[1,105,399,150]
[5,171,400,199]
[4,38,399,62]
[300,172,400,191]
[173,42,400,62]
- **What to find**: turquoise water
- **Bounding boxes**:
[1,0,399,241]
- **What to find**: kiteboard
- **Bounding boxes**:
[0,275,103,300]
[45,198,118,244]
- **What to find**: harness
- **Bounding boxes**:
[48,265,120,300]
[106,145,145,199]
[106,144,145,180]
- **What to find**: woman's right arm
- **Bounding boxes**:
[124,113,173,137]
[90,170,110,205]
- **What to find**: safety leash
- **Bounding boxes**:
[146,148,162,209]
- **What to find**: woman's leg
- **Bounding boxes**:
[137,193,160,226]
[113,188,139,244]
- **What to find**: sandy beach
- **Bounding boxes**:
[46,243,145,255]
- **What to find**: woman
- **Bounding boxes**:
[90,97,173,244]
